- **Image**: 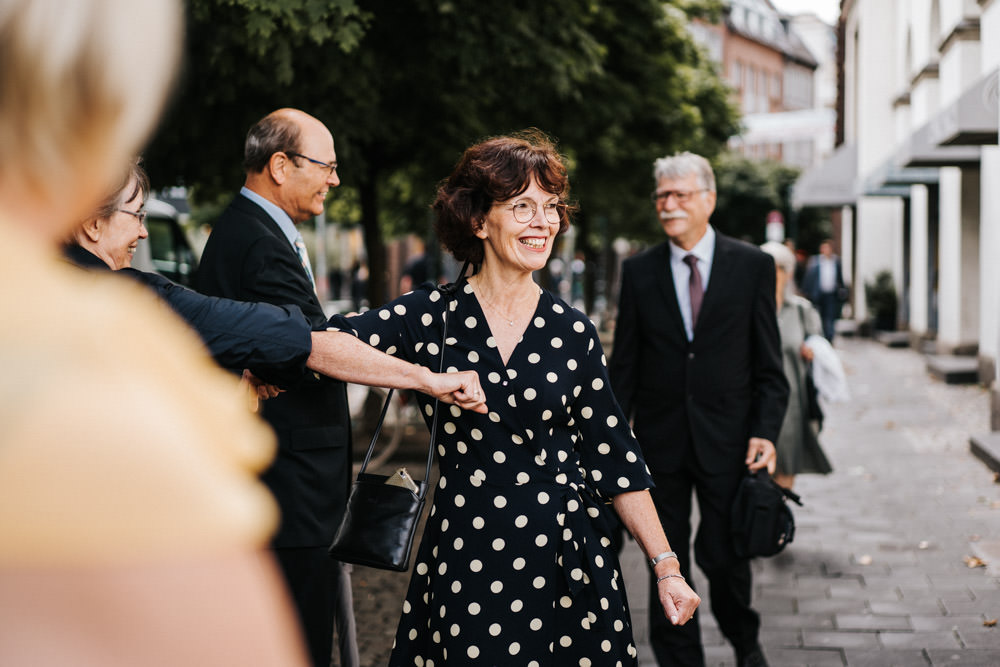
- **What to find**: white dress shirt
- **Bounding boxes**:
[669,225,716,341]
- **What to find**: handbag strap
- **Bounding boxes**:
[357,284,455,488]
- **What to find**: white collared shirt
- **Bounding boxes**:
[669,225,716,341]
[818,255,837,292]
[240,186,300,249]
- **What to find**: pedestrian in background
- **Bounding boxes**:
[327,130,700,665]
[760,242,833,491]
[801,239,847,342]
[610,152,789,667]
[0,0,310,664]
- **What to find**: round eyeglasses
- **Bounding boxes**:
[500,199,565,224]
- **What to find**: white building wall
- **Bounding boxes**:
[939,39,983,105]
[979,148,1000,365]
[936,166,981,350]
[855,197,904,320]
[909,184,930,334]
[982,0,1000,70]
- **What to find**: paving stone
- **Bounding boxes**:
[927,648,1000,665]
[765,647,846,666]
[835,614,913,632]
[878,630,962,650]
[953,625,1000,649]
[842,648,931,666]
[802,630,881,649]
[763,612,837,630]
[797,597,870,615]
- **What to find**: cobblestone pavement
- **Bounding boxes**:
[343,337,1000,666]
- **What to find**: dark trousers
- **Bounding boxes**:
[816,290,840,342]
[274,546,338,667]
[648,455,760,667]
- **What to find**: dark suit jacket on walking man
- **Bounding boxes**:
[195,108,356,667]
[610,152,789,667]
[801,239,847,342]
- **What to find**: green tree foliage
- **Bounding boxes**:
[144,0,739,304]
[710,151,800,244]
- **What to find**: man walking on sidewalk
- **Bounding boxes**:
[610,152,789,667]
[801,239,847,342]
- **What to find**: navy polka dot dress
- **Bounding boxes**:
[330,281,654,666]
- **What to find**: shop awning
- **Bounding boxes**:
[895,120,981,167]
[932,68,999,146]
[791,143,857,209]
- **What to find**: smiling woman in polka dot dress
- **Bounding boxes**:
[328,129,700,666]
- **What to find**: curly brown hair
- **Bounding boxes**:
[432,129,573,265]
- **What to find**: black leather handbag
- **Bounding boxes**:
[731,470,803,558]
[328,286,453,571]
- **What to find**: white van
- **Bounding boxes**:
[131,197,198,286]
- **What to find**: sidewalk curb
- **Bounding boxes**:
[969,431,1000,473]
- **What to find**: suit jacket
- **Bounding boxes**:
[196,194,352,548]
[801,255,845,303]
[609,232,789,475]
[64,244,312,387]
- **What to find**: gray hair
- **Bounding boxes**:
[653,152,716,192]
[244,112,303,173]
[760,241,797,301]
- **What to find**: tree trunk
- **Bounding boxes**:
[359,176,387,308]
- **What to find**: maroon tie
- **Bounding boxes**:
[683,254,703,326]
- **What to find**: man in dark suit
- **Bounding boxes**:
[610,152,789,667]
[195,108,357,667]
[801,239,847,342]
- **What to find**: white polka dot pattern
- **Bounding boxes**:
[328,283,650,665]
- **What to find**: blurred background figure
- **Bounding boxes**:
[0,1,308,664]
[801,239,847,343]
[398,237,430,293]
[761,242,833,491]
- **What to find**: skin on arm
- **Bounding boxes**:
[307,331,487,414]
[612,490,700,626]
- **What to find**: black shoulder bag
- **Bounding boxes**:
[731,469,803,558]
[328,285,454,571]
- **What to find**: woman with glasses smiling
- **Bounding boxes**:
[327,129,699,665]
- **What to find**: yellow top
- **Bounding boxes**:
[0,216,279,567]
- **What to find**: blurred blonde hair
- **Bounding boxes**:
[0,0,181,214]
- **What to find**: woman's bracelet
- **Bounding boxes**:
[656,573,686,584]
[649,550,678,568]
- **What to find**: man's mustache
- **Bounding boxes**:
[660,211,689,221]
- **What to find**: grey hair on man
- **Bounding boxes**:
[653,152,716,192]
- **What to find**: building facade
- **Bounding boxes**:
[795,0,1000,415]
[691,0,834,169]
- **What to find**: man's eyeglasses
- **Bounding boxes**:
[499,199,565,224]
[117,208,148,224]
[650,188,708,204]
[287,151,338,176]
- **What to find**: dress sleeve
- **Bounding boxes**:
[324,284,445,365]
[566,314,654,501]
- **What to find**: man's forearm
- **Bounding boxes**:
[307,331,434,392]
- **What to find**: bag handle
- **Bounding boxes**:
[356,283,456,490]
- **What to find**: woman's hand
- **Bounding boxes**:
[800,342,814,362]
[657,576,700,625]
[421,369,488,414]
